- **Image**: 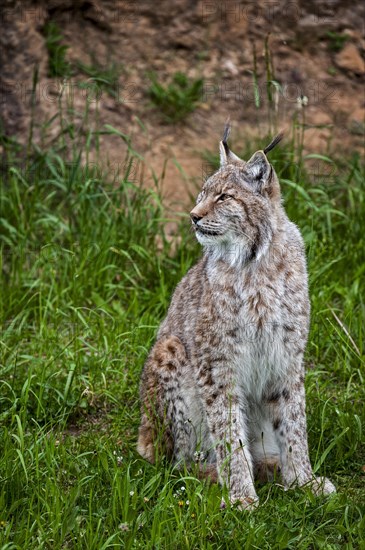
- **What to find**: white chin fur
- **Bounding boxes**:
[195,231,251,267]
[195,231,219,246]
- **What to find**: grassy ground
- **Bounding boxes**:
[0,127,364,549]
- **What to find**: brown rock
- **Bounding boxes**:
[349,107,365,135]
[335,43,365,76]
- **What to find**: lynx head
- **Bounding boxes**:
[190,125,284,264]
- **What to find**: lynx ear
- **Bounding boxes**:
[219,139,229,166]
[219,123,244,167]
[244,151,271,189]
[219,141,243,166]
[243,132,283,190]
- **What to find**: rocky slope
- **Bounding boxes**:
[1,0,364,207]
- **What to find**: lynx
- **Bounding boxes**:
[137,125,336,509]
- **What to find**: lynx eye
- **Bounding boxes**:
[217,193,231,202]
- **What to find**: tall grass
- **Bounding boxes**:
[0,116,364,548]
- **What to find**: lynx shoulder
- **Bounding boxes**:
[137,125,336,509]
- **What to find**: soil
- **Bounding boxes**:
[1,0,364,211]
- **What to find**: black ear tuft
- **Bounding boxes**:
[219,119,244,167]
[222,119,231,146]
[221,121,231,157]
[263,132,284,155]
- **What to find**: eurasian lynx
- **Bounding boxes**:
[137,126,336,509]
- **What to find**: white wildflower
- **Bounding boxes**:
[296,95,308,109]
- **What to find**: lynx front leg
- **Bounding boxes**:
[269,377,336,496]
[199,364,258,509]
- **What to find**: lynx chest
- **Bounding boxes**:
[197,265,305,396]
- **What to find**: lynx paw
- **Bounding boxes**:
[309,477,336,496]
[221,494,259,511]
[235,496,259,511]
[285,476,336,496]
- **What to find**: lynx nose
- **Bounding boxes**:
[190,212,203,225]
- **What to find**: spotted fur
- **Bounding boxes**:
[137,128,336,509]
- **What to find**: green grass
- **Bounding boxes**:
[77,59,122,99]
[0,127,364,548]
[325,32,349,53]
[43,21,72,78]
[148,72,203,123]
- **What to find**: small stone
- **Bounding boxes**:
[335,43,365,76]
[222,59,239,76]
